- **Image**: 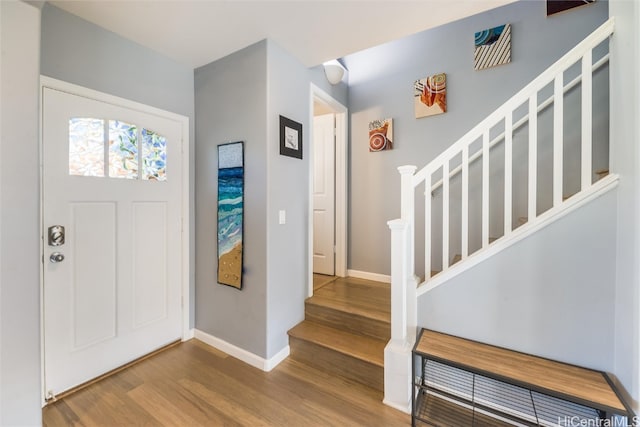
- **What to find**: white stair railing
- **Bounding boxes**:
[384,18,615,412]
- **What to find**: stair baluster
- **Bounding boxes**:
[385,18,618,412]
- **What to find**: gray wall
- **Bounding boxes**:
[343,0,609,276]
[265,40,310,358]
[0,1,42,425]
[40,3,197,326]
[308,64,349,108]
[419,189,617,371]
[195,40,312,360]
[194,41,269,357]
[610,0,640,411]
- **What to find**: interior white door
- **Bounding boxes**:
[42,86,183,396]
[313,114,336,275]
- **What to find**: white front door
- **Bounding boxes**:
[313,113,336,275]
[42,85,184,396]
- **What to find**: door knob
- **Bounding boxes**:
[50,252,65,263]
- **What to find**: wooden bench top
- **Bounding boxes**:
[415,329,628,414]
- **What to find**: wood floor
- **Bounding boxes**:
[43,338,409,426]
[312,273,337,291]
[289,276,391,391]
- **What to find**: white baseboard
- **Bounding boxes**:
[183,328,195,340]
[193,329,289,372]
[264,345,290,372]
[347,269,391,283]
[382,398,411,414]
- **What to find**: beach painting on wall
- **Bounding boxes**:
[474,24,511,71]
[217,141,244,289]
[415,73,447,118]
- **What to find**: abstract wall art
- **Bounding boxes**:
[547,0,594,16]
[474,24,511,71]
[369,118,393,152]
[415,73,447,118]
[217,141,244,289]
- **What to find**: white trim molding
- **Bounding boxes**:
[183,328,195,340]
[347,269,391,284]
[308,84,348,297]
[194,329,290,372]
[419,173,620,296]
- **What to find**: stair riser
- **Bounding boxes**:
[289,337,383,391]
[305,302,391,341]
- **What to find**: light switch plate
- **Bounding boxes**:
[279,210,286,225]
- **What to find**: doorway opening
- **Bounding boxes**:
[308,84,348,297]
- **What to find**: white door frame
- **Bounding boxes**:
[308,84,348,297]
[38,76,191,403]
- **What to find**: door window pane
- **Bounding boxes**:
[142,128,167,181]
[68,118,168,182]
[69,118,105,177]
[109,120,138,179]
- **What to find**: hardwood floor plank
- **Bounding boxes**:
[313,273,337,290]
[178,378,275,427]
[64,389,155,426]
[205,356,361,426]
[126,381,207,426]
[42,399,84,427]
[288,321,385,366]
[43,339,409,426]
[305,301,391,341]
[181,357,317,425]
[153,376,243,426]
[311,277,391,323]
[275,359,409,426]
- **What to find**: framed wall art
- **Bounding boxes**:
[474,24,511,71]
[217,141,244,289]
[369,118,393,152]
[280,115,303,159]
[547,0,594,16]
[415,73,447,118]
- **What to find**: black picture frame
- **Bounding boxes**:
[546,0,594,16]
[279,115,303,159]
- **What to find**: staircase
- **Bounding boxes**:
[385,18,617,411]
[287,276,390,392]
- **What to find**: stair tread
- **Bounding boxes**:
[306,297,390,324]
[307,277,390,323]
[288,321,385,367]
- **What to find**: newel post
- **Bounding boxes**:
[383,165,417,414]
[399,165,417,239]
[398,165,418,345]
[388,219,409,344]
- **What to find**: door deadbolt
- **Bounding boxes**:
[50,252,65,263]
[48,225,65,246]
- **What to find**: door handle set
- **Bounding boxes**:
[48,225,65,246]
[50,252,65,263]
[48,225,65,263]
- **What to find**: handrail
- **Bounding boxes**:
[385,17,615,411]
[413,17,614,186]
[429,53,610,195]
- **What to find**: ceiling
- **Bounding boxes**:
[50,0,517,69]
